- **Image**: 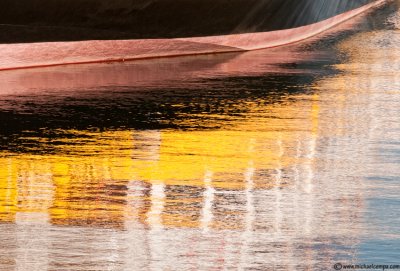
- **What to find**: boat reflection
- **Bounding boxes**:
[0,67,364,271]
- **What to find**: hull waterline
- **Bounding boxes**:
[0,0,387,70]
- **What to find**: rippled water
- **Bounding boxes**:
[1,3,400,271]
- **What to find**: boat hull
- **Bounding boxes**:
[1,0,380,43]
[0,0,387,70]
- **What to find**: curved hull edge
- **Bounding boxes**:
[0,0,387,71]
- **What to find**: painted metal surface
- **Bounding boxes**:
[0,0,386,70]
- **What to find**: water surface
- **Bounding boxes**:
[0,3,400,270]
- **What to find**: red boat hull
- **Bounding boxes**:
[0,0,386,71]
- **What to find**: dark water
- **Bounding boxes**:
[0,3,400,271]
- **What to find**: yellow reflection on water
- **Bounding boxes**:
[0,95,320,230]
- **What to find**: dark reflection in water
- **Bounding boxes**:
[0,3,400,271]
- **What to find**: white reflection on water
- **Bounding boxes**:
[0,3,400,270]
[200,170,214,233]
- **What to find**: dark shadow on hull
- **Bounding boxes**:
[0,0,376,43]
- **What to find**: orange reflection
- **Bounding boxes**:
[0,93,320,230]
